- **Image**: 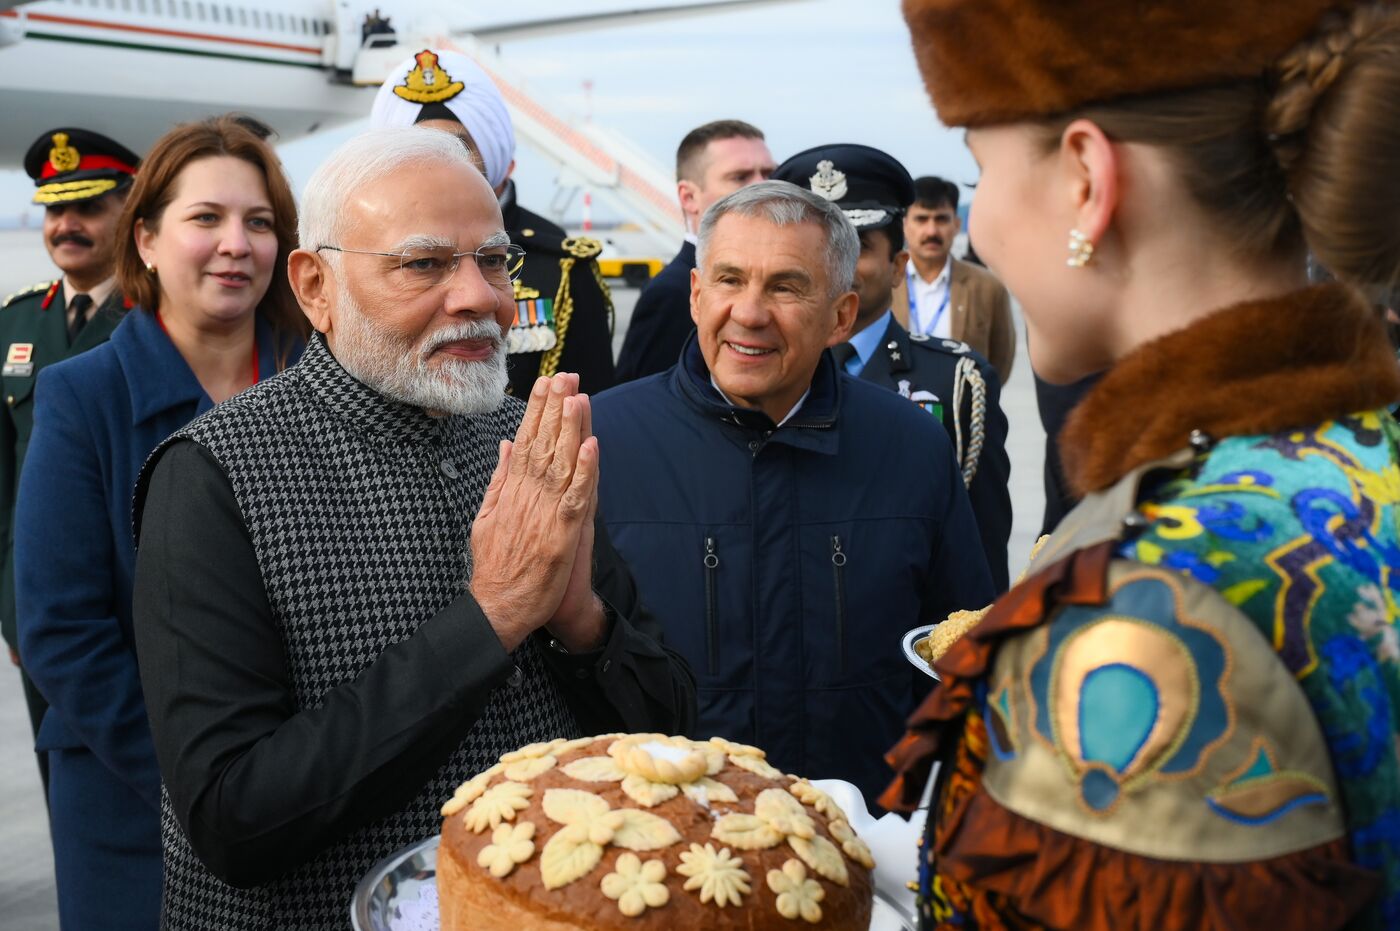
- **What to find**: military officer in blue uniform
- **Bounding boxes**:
[774,144,1012,589]
[2,128,139,796]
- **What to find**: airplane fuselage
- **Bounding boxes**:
[0,0,373,162]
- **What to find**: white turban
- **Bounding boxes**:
[369,48,516,190]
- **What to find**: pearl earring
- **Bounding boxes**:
[1066,229,1094,269]
[145,262,156,274]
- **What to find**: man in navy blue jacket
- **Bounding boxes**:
[593,181,995,804]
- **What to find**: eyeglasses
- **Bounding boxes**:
[315,242,526,292]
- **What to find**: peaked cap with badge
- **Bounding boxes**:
[776,142,1012,591]
[24,127,140,205]
[772,142,914,233]
[370,49,616,397]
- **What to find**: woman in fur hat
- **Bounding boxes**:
[882,3,1400,929]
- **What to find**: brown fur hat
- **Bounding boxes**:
[902,0,1369,127]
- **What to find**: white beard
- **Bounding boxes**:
[332,292,509,416]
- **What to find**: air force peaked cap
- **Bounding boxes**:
[772,143,915,232]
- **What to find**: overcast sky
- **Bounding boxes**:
[2,0,977,228]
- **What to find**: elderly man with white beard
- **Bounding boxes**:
[129,128,695,931]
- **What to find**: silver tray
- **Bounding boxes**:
[900,624,940,679]
[352,835,916,930]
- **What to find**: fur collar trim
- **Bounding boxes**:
[1060,284,1400,496]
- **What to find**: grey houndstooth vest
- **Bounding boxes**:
[152,335,579,930]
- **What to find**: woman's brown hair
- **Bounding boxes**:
[1035,2,1400,297]
[114,114,310,363]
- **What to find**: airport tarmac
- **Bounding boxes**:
[0,229,1045,928]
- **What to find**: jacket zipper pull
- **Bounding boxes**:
[831,535,847,676]
[704,537,720,675]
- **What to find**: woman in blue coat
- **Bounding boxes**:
[14,116,307,930]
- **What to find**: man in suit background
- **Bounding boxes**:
[2,127,139,796]
[895,176,1017,381]
[614,119,775,382]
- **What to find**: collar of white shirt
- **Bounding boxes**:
[710,374,811,426]
[63,274,117,316]
[909,255,951,291]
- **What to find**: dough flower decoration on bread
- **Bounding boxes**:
[441,763,503,816]
[477,822,536,878]
[712,788,849,885]
[710,736,786,779]
[538,787,682,889]
[676,842,752,907]
[464,781,533,833]
[826,819,876,870]
[599,853,670,917]
[787,780,844,822]
[496,736,597,782]
[766,859,825,924]
[562,734,734,808]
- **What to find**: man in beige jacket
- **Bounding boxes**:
[895,176,1016,381]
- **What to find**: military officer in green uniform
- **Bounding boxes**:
[774,144,1013,591]
[370,48,615,396]
[3,127,139,794]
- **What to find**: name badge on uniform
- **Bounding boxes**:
[3,343,34,377]
[898,378,943,420]
[505,283,558,354]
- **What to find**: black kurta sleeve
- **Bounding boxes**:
[133,439,693,889]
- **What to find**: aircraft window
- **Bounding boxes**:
[210,4,219,21]
[196,2,205,20]
[251,9,259,27]
[301,16,309,33]
[238,8,246,26]
[137,0,146,13]
[122,0,131,11]
[182,1,191,18]
[227,6,235,24]
[276,12,285,30]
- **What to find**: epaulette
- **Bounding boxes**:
[562,236,603,261]
[3,280,57,309]
[909,333,972,355]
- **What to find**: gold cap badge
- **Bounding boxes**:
[48,132,81,174]
[393,50,466,104]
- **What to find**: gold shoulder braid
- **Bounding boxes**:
[539,236,612,376]
[4,280,57,308]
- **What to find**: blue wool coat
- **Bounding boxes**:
[593,336,996,803]
[15,307,297,930]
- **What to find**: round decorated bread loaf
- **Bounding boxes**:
[437,733,876,930]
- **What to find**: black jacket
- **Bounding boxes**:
[614,241,696,383]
